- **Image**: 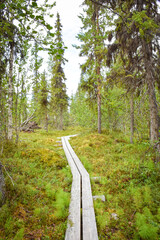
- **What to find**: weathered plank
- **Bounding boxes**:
[63,136,99,240]
[61,137,81,240]
[82,174,98,240]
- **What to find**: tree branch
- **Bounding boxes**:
[90,0,130,30]
[1,164,14,187]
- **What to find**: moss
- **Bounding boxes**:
[0,129,74,240]
[70,130,160,240]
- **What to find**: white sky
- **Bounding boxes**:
[53,0,84,96]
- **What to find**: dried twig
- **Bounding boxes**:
[2,164,14,187]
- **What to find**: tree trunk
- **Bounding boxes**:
[130,92,134,144]
[148,80,159,143]
[142,40,159,148]
[95,6,101,134]
[0,79,3,140]
[8,42,14,140]
[59,107,63,130]
[0,163,5,207]
[45,110,48,132]
[97,74,101,134]
[15,71,19,144]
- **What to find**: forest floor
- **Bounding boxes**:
[0,127,160,240]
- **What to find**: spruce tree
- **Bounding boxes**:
[76,0,107,133]
[0,0,56,140]
[101,0,160,145]
[49,13,68,130]
[39,71,49,131]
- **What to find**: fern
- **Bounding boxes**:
[131,187,143,210]
[54,189,70,219]
[45,183,56,199]
[143,186,152,206]
[13,228,24,240]
[136,209,158,240]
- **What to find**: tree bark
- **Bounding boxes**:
[8,42,14,140]
[59,107,63,130]
[142,40,159,147]
[97,72,101,134]
[45,110,48,132]
[130,92,134,144]
[0,78,3,139]
[95,5,101,134]
[0,163,5,207]
[15,71,19,144]
[148,79,159,143]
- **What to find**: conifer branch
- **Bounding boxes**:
[90,0,130,30]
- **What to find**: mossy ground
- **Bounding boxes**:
[0,127,80,240]
[70,129,160,240]
[0,127,160,240]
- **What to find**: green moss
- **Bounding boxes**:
[0,129,74,239]
[13,228,24,240]
[1,128,159,239]
[70,130,160,240]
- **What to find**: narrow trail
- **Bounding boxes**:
[61,135,98,240]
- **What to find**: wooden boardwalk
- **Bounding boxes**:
[61,136,98,240]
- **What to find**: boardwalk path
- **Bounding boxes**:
[61,135,98,240]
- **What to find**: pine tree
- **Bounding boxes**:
[76,0,107,133]
[0,0,56,140]
[39,71,49,131]
[49,13,68,130]
[31,41,43,112]
[97,0,160,145]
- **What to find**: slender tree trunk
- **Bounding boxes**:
[59,107,63,130]
[148,80,159,143]
[130,92,134,144]
[95,5,101,134]
[0,163,5,207]
[0,78,3,140]
[142,40,159,148]
[97,70,101,134]
[21,75,27,122]
[15,71,19,144]
[8,42,14,140]
[45,110,48,132]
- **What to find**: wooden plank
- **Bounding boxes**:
[64,137,87,175]
[61,137,81,240]
[65,137,99,240]
[82,174,98,240]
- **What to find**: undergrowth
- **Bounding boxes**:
[1,127,160,239]
[70,130,160,240]
[0,128,78,240]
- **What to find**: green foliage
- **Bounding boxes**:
[70,91,97,129]
[0,129,74,239]
[13,228,24,240]
[54,189,70,219]
[49,12,68,130]
[4,217,14,235]
[135,208,159,240]
[76,1,108,133]
[131,10,158,39]
[70,130,160,240]
[45,183,56,199]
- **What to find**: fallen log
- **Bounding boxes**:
[20,121,41,132]
[20,114,35,127]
